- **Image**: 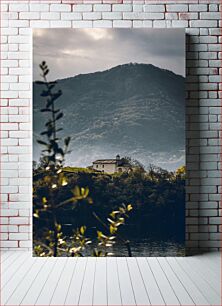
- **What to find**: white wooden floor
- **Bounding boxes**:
[1,251,220,306]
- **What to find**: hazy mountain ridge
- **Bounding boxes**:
[33,63,185,170]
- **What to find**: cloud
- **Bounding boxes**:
[82,28,113,41]
[33,28,185,81]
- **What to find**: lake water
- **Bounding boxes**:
[82,238,185,257]
[33,237,185,257]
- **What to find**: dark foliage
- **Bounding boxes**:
[34,166,185,242]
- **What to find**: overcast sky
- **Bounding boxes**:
[33,28,185,81]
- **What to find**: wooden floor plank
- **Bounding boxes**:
[176,257,221,305]
[127,257,150,305]
[5,258,46,305]
[21,258,56,305]
[2,251,22,273]
[186,256,220,294]
[0,251,9,259]
[1,252,30,289]
[0,251,14,263]
[137,257,165,305]
[1,256,36,305]
[35,258,67,305]
[157,258,195,305]
[117,257,136,306]
[1,252,220,306]
[107,257,122,306]
[78,257,96,306]
[147,258,179,305]
[50,258,78,305]
[167,257,210,305]
[64,258,86,306]
[93,258,107,306]
[195,253,220,274]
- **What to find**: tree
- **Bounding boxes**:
[122,156,145,171]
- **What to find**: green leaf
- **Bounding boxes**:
[56,113,63,121]
[64,136,71,146]
[73,186,80,197]
[41,108,51,112]
[80,226,86,235]
[127,204,133,211]
[33,211,39,218]
[110,225,117,234]
[35,81,46,85]
[97,231,102,238]
[37,140,48,146]
[48,81,57,85]
[81,187,89,198]
[56,224,61,231]
[41,90,50,97]
[42,197,47,204]
[40,131,48,135]
[45,120,52,127]
[107,218,115,224]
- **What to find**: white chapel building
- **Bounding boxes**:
[92,155,132,174]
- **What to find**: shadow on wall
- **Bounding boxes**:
[185,34,201,255]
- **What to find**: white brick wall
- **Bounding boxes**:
[0,0,221,254]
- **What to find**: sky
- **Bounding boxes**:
[33,28,185,81]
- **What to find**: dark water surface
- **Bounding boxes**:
[81,238,185,257]
[33,237,185,257]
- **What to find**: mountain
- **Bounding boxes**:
[33,63,185,171]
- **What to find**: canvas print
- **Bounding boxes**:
[33,29,185,257]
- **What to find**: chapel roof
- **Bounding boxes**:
[93,159,116,164]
